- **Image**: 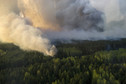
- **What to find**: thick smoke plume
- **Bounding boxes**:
[0,0,57,56]
[0,0,126,56]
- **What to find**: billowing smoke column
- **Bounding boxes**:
[0,0,57,56]
[0,0,126,56]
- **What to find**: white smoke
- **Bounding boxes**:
[0,0,57,56]
[0,0,126,56]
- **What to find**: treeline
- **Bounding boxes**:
[0,39,126,84]
[56,39,126,58]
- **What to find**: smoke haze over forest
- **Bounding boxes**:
[0,0,126,56]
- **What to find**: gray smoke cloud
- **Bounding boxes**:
[46,0,126,40]
[0,0,126,56]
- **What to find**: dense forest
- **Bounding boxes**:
[0,39,126,84]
